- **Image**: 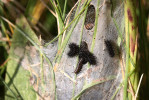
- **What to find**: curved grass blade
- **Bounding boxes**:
[72,76,116,100]
[111,69,135,100]
[1,16,57,99]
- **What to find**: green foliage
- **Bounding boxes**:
[0,0,148,99]
[4,15,38,100]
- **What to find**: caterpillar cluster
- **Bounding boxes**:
[68,40,117,74]
[67,41,97,74]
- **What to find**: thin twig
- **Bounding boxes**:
[128,79,135,99]
[134,74,144,100]
[40,0,56,17]
[64,0,79,24]
[0,58,10,67]
[30,63,41,67]
[59,69,77,83]
[120,58,125,80]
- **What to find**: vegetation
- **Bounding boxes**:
[0,0,148,100]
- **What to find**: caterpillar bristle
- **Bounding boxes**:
[104,40,115,57]
[67,43,80,57]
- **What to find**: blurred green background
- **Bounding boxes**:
[0,0,77,99]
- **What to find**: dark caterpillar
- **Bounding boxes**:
[74,58,84,74]
[104,40,115,57]
[68,41,97,74]
[67,43,80,57]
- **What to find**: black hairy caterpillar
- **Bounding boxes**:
[67,43,80,57]
[67,41,97,74]
[74,58,84,74]
[104,40,115,57]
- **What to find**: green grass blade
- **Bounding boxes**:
[88,0,100,68]
[72,76,116,100]
[1,16,57,99]
[123,21,129,100]
[112,17,135,68]
[0,76,18,100]
[44,0,92,47]
[90,0,100,52]
[111,69,135,100]
[111,83,123,100]
[56,0,62,16]
[56,0,91,63]
[62,0,67,20]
